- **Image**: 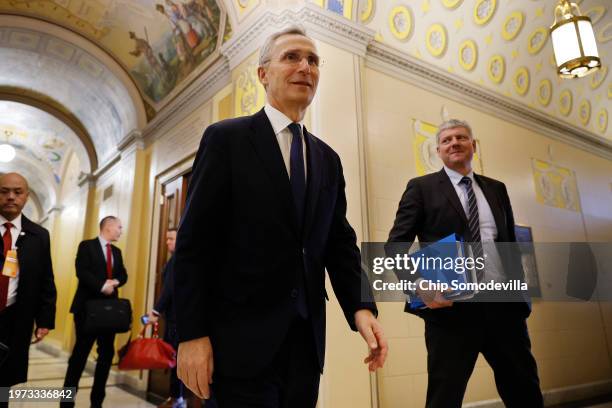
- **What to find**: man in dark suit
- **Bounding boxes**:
[387,119,543,407]
[173,26,387,407]
[0,173,57,400]
[62,216,128,408]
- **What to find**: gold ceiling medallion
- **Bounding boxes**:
[589,65,608,90]
[596,109,608,133]
[537,79,553,106]
[442,0,463,9]
[559,89,573,116]
[474,0,497,26]
[458,39,477,71]
[389,5,413,41]
[513,67,530,96]
[527,28,548,55]
[502,11,524,41]
[426,24,448,57]
[598,22,612,43]
[584,6,606,25]
[487,55,505,84]
[578,100,591,125]
[550,0,601,78]
[360,0,375,23]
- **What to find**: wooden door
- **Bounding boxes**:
[147,172,191,402]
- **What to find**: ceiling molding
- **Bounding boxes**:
[0,86,98,172]
[366,41,612,161]
[220,3,375,70]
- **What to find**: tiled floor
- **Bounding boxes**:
[9,348,612,407]
[10,347,153,408]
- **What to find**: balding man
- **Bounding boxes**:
[62,216,127,408]
[0,173,57,393]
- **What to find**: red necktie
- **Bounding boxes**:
[0,222,14,312]
[105,243,113,279]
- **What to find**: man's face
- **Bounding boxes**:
[166,230,177,253]
[436,127,476,169]
[0,174,29,221]
[258,34,320,112]
[104,219,123,242]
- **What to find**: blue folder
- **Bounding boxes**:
[408,233,477,309]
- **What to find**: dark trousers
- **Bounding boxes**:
[0,305,15,408]
[423,304,543,408]
[61,315,116,407]
[212,318,320,408]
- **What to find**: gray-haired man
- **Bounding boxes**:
[173,26,387,407]
[387,119,543,407]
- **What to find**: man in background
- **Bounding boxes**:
[62,216,128,408]
[0,172,57,405]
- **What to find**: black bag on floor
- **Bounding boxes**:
[83,298,132,334]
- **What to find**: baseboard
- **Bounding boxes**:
[463,380,612,407]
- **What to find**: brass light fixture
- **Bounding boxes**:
[550,0,601,79]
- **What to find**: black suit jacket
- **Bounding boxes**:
[69,238,128,315]
[173,108,376,378]
[387,168,529,321]
[0,215,57,386]
[154,255,176,326]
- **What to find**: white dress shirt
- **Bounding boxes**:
[263,103,307,180]
[444,166,506,282]
[0,213,22,307]
[98,236,115,293]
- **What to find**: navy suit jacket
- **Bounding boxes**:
[154,255,176,326]
[69,238,128,314]
[173,108,377,378]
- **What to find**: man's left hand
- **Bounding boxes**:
[32,328,50,344]
[355,309,388,372]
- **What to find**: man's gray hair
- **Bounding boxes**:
[435,119,473,144]
[258,26,309,67]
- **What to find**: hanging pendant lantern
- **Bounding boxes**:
[550,0,601,79]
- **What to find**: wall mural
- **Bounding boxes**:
[531,159,581,212]
[0,0,232,108]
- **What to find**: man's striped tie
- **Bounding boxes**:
[460,177,484,282]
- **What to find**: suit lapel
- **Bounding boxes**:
[474,174,506,240]
[302,127,322,241]
[94,239,107,272]
[248,109,299,235]
[437,169,469,225]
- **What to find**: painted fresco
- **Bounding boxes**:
[0,0,231,106]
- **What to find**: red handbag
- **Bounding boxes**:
[118,324,176,370]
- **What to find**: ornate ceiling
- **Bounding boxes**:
[0,0,232,108]
[313,0,610,138]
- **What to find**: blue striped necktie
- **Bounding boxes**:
[460,176,484,281]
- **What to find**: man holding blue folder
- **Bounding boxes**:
[387,119,543,407]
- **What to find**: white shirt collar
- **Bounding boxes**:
[264,103,303,135]
[98,236,110,248]
[444,166,474,186]
[0,213,22,231]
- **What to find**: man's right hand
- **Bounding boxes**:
[416,287,453,309]
[177,336,213,399]
[101,280,115,295]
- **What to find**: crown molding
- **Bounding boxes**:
[220,3,375,70]
[365,41,612,161]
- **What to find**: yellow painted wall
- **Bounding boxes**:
[363,67,612,407]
